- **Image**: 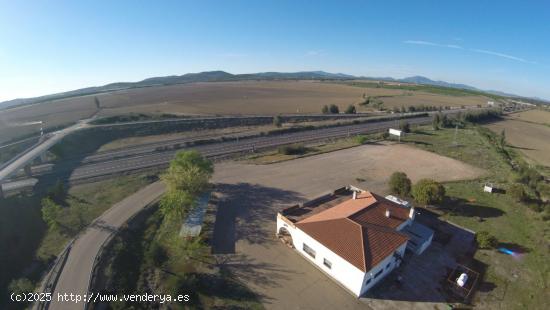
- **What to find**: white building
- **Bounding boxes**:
[277,186,433,297]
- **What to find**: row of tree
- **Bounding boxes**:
[388,172,445,205]
[321,104,357,114]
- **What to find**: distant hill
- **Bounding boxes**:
[1,70,547,109]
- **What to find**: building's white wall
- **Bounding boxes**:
[417,233,433,255]
[276,214,296,236]
[293,227,366,296]
[360,242,407,295]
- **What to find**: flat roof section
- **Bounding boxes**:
[280,187,353,223]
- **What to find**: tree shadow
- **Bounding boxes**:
[211,183,303,254]
[438,197,505,218]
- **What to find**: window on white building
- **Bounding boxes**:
[374,269,383,279]
[386,262,391,269]
[323,258,332,269]
[302,243,316,258]
[365,278,372,285]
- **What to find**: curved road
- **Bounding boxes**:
[48,181,165,310]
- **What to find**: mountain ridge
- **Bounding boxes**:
[1,70,546,109]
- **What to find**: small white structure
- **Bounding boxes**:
[277,186,433,296]
[389,128,403,137]
[457,273,468,287]
[483,185,493,193]
[385,195,410,207]
[487,101,495,106]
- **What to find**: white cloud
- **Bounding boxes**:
[470,48,536,64]
[404,40,536,64]
[403,40,463,49]
[305,50,324,56]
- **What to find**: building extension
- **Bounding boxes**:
[277,185,433,297]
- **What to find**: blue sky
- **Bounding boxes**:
[1,0,549,101]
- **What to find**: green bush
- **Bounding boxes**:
[8,278,34,295]
[508,183,526,202]
[476,231,498,249]
[273,115,283,128]
[355,135,369,145]
[399,120,411,133]
[412,179,445,205]
[329,104,339,114]
[388,172,412,196]
[278,144,307,155]
[345,104,356,114]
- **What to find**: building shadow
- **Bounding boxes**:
[211,182,303,254]
[438,196,505,218]
[362,209,478,304]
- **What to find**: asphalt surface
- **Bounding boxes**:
[0,120,90,182]
[48,181,165,310]
[50,114,433,182]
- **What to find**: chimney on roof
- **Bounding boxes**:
[353,191,357,200]
[385,209,390,218]
[409,207,415,220]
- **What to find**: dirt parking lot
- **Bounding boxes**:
[211,144,482,309]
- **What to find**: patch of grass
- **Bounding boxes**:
[246,136,373,164]
[403,125,549,309]
[0,173,156,309]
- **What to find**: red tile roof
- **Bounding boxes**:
[295,191,410,272]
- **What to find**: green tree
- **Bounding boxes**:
[94,96,100,109]
[476,231,498,249]
[159,189,195,220]
[432,113,440,130]
[147,242,168,267]
[273,115,283,128]
[41,197,62,231]
[508,183,526,202]
[8,278,34,295]
[345,104,357,114]
[161,150,213,194]
[499,129,506,148]
[47,180,65,203]
[321,105,329,114]
[329,104,339,114]
[399,120,411,133]
[412,179,446,205]
[388,172,412,196]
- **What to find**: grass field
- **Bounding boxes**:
[402,126,549,309]
[0,173,155,308]
[0,80,493,143]
[484,110,550,166]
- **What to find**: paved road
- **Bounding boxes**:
[38,114,433,183]
[48,181,165,310]
[0,121,89,182]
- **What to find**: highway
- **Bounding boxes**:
[0,120,90,182]
[48,181,165,310]
[47,114,432,182]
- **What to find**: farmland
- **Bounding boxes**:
[0,80,493,144]
[484,110,550,166]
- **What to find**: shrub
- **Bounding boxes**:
[388,172,412,196]
[508,183,526,202]
[9,278,34,295]
[329,104,339,114]
[147,242,168,267]
[399,120,411,133]
[321,105,329,114]
[273,115,283,128]
[412,179,445,205]
[345,104,357,114]
[278,144,307,155]
[476,231,498,249]
[355,135,369,145]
